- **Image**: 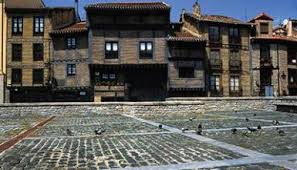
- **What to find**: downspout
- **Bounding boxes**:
[277,43,280,96]
[1,0,4,75]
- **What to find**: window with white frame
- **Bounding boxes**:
[139,42,153,59]
[230,76,240,91]
[67,64,76,76]
[210,75,220,91]
[34,16,44,35]
[105,42,118,59]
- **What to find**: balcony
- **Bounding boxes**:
[260,57,273,67]
[229,88,243,97]
[229,60,242,72]
[209,59,222,71]
[288,83,297,89]
[210,88,223,97]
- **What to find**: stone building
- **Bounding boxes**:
[0,0,7,103]
[5,0,52,102]
[85,2,171,102]
[250,13,297,96]
[50,9,91,102]
[167,23,207,97]
[180,2,252,97]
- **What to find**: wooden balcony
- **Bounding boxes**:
[229,60,242,72]
[260,57,273,68]
[209,59,222,71]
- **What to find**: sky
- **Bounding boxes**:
[44,0,297,25]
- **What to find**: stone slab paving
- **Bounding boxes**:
[1,110,297,170]
[196,163,288,170]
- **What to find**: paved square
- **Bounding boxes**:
[1,110,297,170]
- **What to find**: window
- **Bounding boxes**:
[260,23,269,34]
[105,42,118,59]
[210,50,220,60]
[67,64,76,76]
[11,69,22,84]
[33,16,44,35]
[33,44,44,61]
[139,42,153,59]
[179,67,195,78]
[209,26,220,42]
[33,69,44,84]
[210,75,220,91]
[12,44,22,61]
[260,44,270,59]
[66,37,76,49]
[288,47,297,64]
[229,27,240,44]
[230,76,240,91]
[12,17,23,35]
[230,50,240,60]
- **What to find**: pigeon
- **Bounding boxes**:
[245,118,249,122]
[278,129,285,136]
[189,117,196,121]
[231,128,237,134]
[257,125,262,130]
[95,128,106,135]
[182,128,189,133]
[273,120,280,126]
[158,124,163,129]
[197,124,203,135]
[66,129,72,136]
[247,127,257,133]
[253,113,257,117]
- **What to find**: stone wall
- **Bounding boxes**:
[1,97,296,118]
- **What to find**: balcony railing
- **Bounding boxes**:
[260,57,273,67]
[229,60,242,71]
[210,88,223,97]
[229,88,243,97]
[209,59,222,71]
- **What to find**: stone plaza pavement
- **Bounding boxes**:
[1,111,297,169]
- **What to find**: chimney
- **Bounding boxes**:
[180,8,186,22]
[74,0,81,22]
[193,0,201,17]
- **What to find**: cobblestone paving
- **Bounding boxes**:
[0,134,242,169]
[34,123,165,137]
[204,127,297,155]
[1,111,297,170]
[0,115,48,144]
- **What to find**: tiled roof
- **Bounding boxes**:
[6,0,45,9]
[251,35,297,43]
[50,22,87,35]
[185,13,250,25]
[85,2,170,11]
[249,12,274,22]
[168,31,206,42]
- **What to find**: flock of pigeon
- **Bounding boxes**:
[64,113,294,137]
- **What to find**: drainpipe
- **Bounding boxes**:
[277,43,280,97]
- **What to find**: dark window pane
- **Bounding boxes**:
[34,16,44,35]
[139,42,153,59]
[33,69,44,84]
[67,64,76,76]
[105,42,118,59]
[11,69,22,84]
[66,37,76,49]
[33,44,44,61]
[12,44,22,61]
[260,23,269,34]
[209,26,220,42]
[12,17,23,35]
[179,67,195,78]
[260,44,270,59]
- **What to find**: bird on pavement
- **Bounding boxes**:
[247,127,257,133]
[95,128,106,135]
[197,124,203,135]
[158,124,163,129]
[231,128,237,134]
[257,125,262,130]
[66,129,72,136]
